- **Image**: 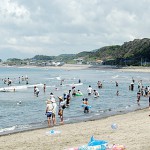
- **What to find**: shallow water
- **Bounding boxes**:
[0,66,149,135]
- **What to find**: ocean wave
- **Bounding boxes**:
[0,126,16,133]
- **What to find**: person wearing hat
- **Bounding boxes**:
[50,97,57,126]
[45,99,54,127]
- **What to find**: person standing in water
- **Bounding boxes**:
[43,84,46,92]
[50,96,57,126]
[35,87,40,97]
[93,90,100,97]
[58,96,66,124]
[87,85,93,96]
[45,100,54,127]
[78,79,81,83]
[83,98,89,113]
[137,90,141,106]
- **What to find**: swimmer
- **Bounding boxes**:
[17,101,22,105]
[116,90,119,96]
[93,90,99,97]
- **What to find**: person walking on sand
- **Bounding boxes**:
[45,100,54,127]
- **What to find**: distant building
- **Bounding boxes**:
[74,58,83,64]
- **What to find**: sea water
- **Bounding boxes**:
[0,66,149,135]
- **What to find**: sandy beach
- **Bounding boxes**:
[117,66,150,73]
[1,64,150,72]
[0,108,150,150]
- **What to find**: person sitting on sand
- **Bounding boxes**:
[45,100,54,127]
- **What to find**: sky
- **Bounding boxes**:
[0,0,150,60]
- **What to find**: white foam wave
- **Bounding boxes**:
[27,83,43,88]
[0,85,28,92]
[112,75,119,79]
[0,126,16,133]
[65,83,83,86]
[56,77,61,80]
[0,84,44,92]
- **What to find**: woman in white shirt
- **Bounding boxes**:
[46,100,54,127]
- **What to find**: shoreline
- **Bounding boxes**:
[1,64,150,72]
[0,105,144,136]
[0,108,150,150]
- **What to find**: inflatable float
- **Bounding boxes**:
[81,104,91,108]
[75,93,83,96]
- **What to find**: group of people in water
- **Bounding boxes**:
[44,82,104,127]
[2,75,29,86]
[1,75,150,126]
[45,77,150,127]
[45,91,71,126]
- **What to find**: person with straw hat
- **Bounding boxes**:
[45,99,54,127]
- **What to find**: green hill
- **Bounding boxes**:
[3,38,150,66]
[75,38,150,66]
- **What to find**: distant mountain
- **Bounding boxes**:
[3,38,150,66]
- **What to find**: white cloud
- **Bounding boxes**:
[0,0,150,59]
